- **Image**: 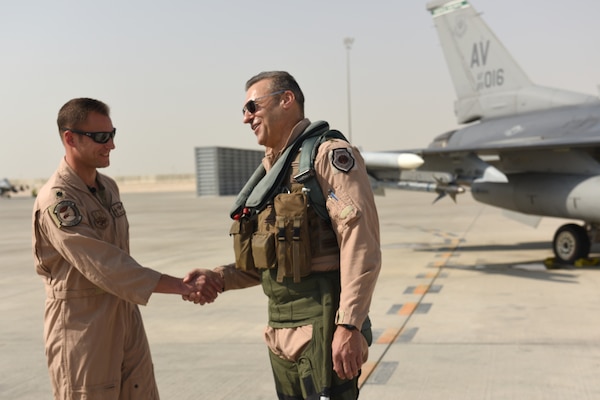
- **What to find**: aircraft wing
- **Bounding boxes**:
[364,101,600,204]
[422,104,600,155]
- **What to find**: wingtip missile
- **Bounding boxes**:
[390,180,465,203]
[432,185,465,204]
[397,153,425,169]
[363,152,424,170]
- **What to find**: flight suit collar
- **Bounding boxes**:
[57,158,90,193]
[57,158,106,195]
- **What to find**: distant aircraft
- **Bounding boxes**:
[362,0,600,264]
[0,178,28,198]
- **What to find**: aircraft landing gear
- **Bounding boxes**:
[552,223,590,264]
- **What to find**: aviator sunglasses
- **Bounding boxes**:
[65,128,117,144]
[242,90,287,115]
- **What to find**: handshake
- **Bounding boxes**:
[180,268,224,305]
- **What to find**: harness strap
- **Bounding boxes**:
[293,217,302,283]
[295,129,348,221]
[230,121,331,219]
[277,218,287,282]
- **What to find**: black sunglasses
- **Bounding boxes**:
[66,128,117,144]
[242,90,287,115]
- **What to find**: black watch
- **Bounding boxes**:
[340,324,357,331]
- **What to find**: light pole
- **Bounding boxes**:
[344,37,354,144]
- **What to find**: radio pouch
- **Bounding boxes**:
[273,192,312,283]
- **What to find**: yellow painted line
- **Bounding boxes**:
[413,284,429,294]
[399,302,417,315]
[360,230,462,389]
[359,327,403,388]
[358,361,377,387]
[376,327,402,344]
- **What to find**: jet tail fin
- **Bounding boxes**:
[426,0,598,124]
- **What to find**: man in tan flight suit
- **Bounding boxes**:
[185,71,381,399]
[32,98,222,400]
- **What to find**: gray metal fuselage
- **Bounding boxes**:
[419,102,600,221]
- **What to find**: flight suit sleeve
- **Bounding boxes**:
[214,263,261,291]
[313,139,382,328]
[35,195,161,305]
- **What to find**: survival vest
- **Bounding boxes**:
[230,121,347,221]
[229,121,348,282]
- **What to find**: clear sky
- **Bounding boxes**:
[2,0,599,180]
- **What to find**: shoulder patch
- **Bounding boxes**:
[330,148,355,173]
[51,200,82,228]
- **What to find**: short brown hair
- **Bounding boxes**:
[57,98,110,133]
[245,71,305,114]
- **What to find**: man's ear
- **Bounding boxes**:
[63,130,77,147]
[281,90,295,110]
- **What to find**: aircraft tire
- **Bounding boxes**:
[552,223,590,264]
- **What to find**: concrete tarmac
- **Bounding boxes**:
[2,189,600,399]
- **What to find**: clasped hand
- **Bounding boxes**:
[182,268,224,305]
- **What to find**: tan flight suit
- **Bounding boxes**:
[217,119,381,398]
[32,158,162,400]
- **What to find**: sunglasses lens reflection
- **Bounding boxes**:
[95,133,111,143]
[91,129,116,144]
[243,100,256,115]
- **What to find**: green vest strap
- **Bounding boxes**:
[230,121,332,219]
[294,129,348,221]
[230,163,266,218]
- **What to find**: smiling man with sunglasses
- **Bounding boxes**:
[186,71,381,399]
[32,98,222,400]
[66,127,117,144]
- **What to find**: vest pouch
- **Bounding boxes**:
[274,192,312,283]
[230,217,256,271]
[251,204,277,270]
[251,232,277,269]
